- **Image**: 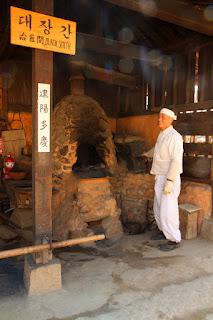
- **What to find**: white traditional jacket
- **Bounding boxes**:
[150,126,183,181]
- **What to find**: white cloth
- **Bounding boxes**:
[154,175,181,242]
[151,126,183,181]
[160,108,177,120]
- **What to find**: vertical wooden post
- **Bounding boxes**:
[161,63,167,107]
[95,0,103,36]
[115,86,121,118]
[151,70,155,109]
[173,55,178,105]
[186,51,195,104]
[32,0,53,263]
[207,44,213,101]
[211,143,213,217]
[124,88,129,113]
[0,75,8,120]
[198,48,207,102]
[140,76,146,111]
[211,143,213,181]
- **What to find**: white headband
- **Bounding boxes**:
[160,108,177,120]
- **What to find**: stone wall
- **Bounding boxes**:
[117,114,159,149]
[77,178,123,239]
[52,175,123,241]
[111,172,212,236]
[110,171,155,233]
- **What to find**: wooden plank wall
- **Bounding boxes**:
[119,44,213,182]
[85,79,118,117]
[7,61,32,111]
[199,44,213,101]
[120,44,212,115]
[174,108,212,181]
[117,53,191,115]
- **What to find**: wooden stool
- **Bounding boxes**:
[179,203,200,239]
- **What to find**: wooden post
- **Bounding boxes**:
[186,51,195,104]
[140,76,146,111]
[173,55,178,105]
[115,86,121,118]
[211,143,213,217]
[95,0,104,37]
[211,142,213,181]
[199,48,207,102]
[161,63,167,107]
[207,44,213,101]
[0,75,8,120]
[151,70,155,109]
[32,0,53,264]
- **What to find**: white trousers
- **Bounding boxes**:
[153,175,181,243]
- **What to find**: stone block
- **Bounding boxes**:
[24,255,62,295]
[14,187,32,208]
[20,227,33,243]
[126,157,147,173]
[10,208,32,229]
[200,218,213,241]
[76,177,122,238]
[102,216,123,240]
[179,203,200,240]
[146,199,157,230]
[0,224,17,240]
[179,181,212,233]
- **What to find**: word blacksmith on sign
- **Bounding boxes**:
[10,6,76,55]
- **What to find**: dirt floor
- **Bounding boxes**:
[1,233,213,320]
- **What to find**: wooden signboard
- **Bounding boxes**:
[10,6,76,55]
[37,83,50,153]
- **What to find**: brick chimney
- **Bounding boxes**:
[70,61,85,95]
[70,75,85,95]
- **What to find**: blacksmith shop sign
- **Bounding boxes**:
[10,6,76,55]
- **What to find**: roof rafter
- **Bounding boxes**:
[104,0,213,36]
[77,32,148,61]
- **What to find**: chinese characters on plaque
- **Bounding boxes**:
[38,83,50,152]
[10,6,76,55]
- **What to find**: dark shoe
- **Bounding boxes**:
[151,232,166,240]
[159,241,180,251]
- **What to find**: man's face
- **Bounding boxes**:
[158,113,173,130]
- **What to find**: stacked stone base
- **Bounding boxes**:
[110,172,156,234]
[6,171,212,242]
[24,256,62,295]
[53,175,123,241]
[77,177,123,240]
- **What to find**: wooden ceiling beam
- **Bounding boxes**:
[164,34,212,53]
[104,0,213,36]
[70,61,137,88]
[77,32,147,61]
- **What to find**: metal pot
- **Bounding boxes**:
[183,157,211,179]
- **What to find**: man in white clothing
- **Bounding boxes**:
[144,108,183,251]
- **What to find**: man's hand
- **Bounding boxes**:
[142,151,149,158]
[142,148,154,159]
[163,180,173,194]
